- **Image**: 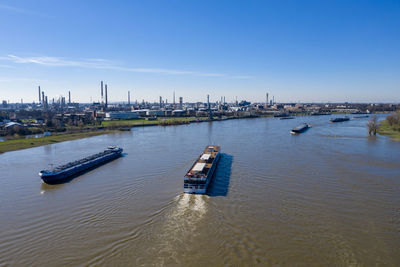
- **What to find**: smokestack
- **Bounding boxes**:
[68,91,71,104]
[266,93,269,106]
[101,81,104,102]
[159,96,162,108]
[42,91,45,106]
[207,94,210,109]
[105,84,108,108]
[128,91,130,106]
[38,86,41,104]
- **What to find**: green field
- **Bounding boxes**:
[101,117,208,127]
[0,130,115,153]
[378,120,400,141]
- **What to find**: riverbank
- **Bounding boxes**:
[378,119,400,141]
[0,117,222,153]
[0,130,116,153]
[101,116,211,128]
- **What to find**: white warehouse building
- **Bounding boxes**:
[105,111,139,120]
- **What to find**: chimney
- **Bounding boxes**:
[68,91,71,104]
[38,86,41,104]
[128,91,130,106]
[101,81,104,102]
[42,91,45,106]
[105,84,108,108]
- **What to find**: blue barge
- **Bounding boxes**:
[39,146,123,184]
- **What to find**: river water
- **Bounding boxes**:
[0,115,399,266]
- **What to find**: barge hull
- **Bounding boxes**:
[39,147,122,184]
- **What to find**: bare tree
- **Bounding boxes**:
[386,111,399,126]
[367,115,378,136]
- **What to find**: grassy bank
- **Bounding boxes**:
[0,130,116,153]
[101,117,209,127]
[378,119,400,141]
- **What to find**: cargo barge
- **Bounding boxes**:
[330,117,350,123]
[279,117,294,120]
[291,123,309,134]
[184,146,221,194]
[39,146,123,184]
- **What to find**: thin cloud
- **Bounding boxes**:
[0,64,14,68]
[0,4,44,16]
[0,76,47,82]
[231,75,254,79]
[2,54,253,78]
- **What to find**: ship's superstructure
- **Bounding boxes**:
[184,146,221,194]
[39,146,123,184]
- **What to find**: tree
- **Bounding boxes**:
[386,111,399,126]
[367,115,378,136]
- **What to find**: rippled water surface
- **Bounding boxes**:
[1,115,399,266]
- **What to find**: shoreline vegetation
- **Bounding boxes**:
[0,130,116,154]
[377,111,400,141]
[1,112,399,154]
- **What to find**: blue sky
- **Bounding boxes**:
[0,0,399,103]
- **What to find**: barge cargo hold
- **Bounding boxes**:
[39,146,123,184]
[184,146,221,194]
[291,123,309,134]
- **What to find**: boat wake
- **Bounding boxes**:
[149,193,209,266]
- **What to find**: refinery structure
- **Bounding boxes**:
[0,81,398,138]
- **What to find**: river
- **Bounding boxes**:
[0,115,399,266]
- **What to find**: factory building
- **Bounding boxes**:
[105,111,139,120]
[146,110,164,116]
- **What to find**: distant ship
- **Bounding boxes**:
[184,146,221,194]
[274,112,290,118]
[311,111,331,116]
[39,146,123,184]
[330,117,350,123]
[291,123,309,134]
[279,117,294,120]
